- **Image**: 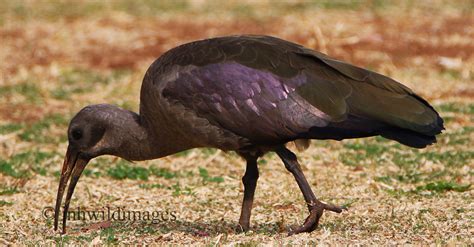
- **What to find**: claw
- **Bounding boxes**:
[323,203,346,213]
[288,202,345,236]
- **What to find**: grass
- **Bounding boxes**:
[0,150,56,178]
[414,181,471,193]
[150,166,179,179]
[0,0,472,245]
[0,200,13,206]
[19,114,69,143]
[0,123,23,134]
[198,167,224,183]
[170,183,195,196]
[105,161,195,181]
[0,186,19,195]
[51,68,132,100]
[437,102,474,114]
[138,183,166,190]
[107,160,150,181]
[100,227,118,244]
[0,83,42,103]
[0,0,190,22]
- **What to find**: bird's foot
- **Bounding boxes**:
[236,222,250,233]
[288,201,346,236]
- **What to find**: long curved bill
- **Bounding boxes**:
[54,146,89,234]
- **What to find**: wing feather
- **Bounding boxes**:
[161,62,331,144]
[153,35,443,146]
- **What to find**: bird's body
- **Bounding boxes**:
[54,35,444,235]
[138,35,443,156]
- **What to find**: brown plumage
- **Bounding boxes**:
[54,35,444,235]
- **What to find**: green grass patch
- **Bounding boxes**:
[107,160,149,180]
[388,150,471,169]
[48,235,72,245]
[340,138,394,166]
[258,158,267,165]
[436,102,474,114]
[0,123,23,134]
[0,150,56,178]
[95,161,184,181]
[170,183,194,196]
[19,113,68,143]
[139,182,193,196]
[0,161,23,177]
[0,1,104,21]
[376,169,457,186]
[340,152,374,166]
[0,186,20,195]
[419,151,473,167]
[100,227,118,244]
[150,166,178,179]
[198,167,224,183]
[82,169,102,178]
[135,225,158,235]
[113,0,189,16]
[0,200,13,206]
[60,68,131,85]
[306,0,363,10]
[343,142,388,155]
[51,68,131,100]
[171,150,191,157]
[115,100,136,111]
[414,181,471,193]
[0,83,41,103]
[273,1,362,12]
[0,0,190,21]
[440,69,462,80]
[342,134,472,192]
[50,87,88,100]
[200,148,218,157]
[382,180,471,197]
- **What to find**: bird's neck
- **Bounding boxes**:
[113,110,191,161]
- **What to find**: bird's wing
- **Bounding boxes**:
[161,61,333,144]
[158,35,443,145]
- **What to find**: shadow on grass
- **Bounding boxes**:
[63,219,285,239]
[154,220,282,236]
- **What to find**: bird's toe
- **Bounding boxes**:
[288,201,346,236]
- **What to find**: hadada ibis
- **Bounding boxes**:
[54,35,444,235]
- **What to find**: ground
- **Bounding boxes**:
[0,0,473,245]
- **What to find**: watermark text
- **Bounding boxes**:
[42,206,178,224]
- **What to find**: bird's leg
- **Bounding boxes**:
[237,153,259,232]
[276,146,345,235]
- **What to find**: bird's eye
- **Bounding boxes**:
[72,129,82,140]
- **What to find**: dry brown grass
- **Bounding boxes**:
[0,0,473,245]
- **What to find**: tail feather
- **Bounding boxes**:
[379,128,437,148]
[303,97,444,149]
[409,93,445,133]
[372,93,444,148]
[296,45,444,148]
[375,94,444,148]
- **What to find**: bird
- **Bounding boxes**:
[54,35,444,235]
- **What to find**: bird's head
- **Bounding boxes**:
[54,104,141,233]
